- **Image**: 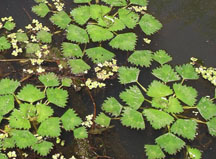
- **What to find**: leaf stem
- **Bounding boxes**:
[176,115,206,124]
[181,78,185,85]
[112,117,120,120]
[136,81,147,92]
[183,106,197,109]
[13,93,22,104]
[145,98,152,104]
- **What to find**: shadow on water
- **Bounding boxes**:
[1,0,216,158]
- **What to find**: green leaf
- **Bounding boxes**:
[36,103,54,123]
[74,127,88,139]
[207,117,216,136]
[87,25,114,42]
[39,72,59,87]
[0,153,8,159]
[4,21,16,31]
[102,0,127,6]
[68,59,90,74]
[139,13,162,35]
[128,50,153,67]
[0,95,14,115]
[102,97,122,117]
[46,88,68,107]
[108,18,126,31]
[171,119,197,140]
[61,78,72,87]
[90,5,111,20]
[19,103,36,117]
[145,145,165,159]
[197,97,216,120]
[130,0,148,6]
[2,138,15,149]
[95,113,111,127]
[109,33,137,51]
[61,42,83,58]
[71,6,90,25]
[37,30,52,43]
[66,24,89,43]
[9,109,31,129]
[0,78,20,95]
[153,50,172,65]
[16,32,28,42]
[120,85,144,110]
[38,117,61,137]
[143,109,174,129]
[0,36,11,51]
[50,11,72,29]
[32,141,53,156]
[165,97,183,114]
[173,83,197,106]
[85,47,115,64]
[118,9,139,29]
[187,147,202,159]
[118,67,140,84]
[175,64,199,80]
[26,43,40,54]
[156,133,185,155]
[74,0,91,3]
[11,130,37,148]
[32,3,50,18]
[151,97,168,109]
[147,80,173,97]
[121,107,145,130]
[17,84,45,103]
[152,64,180,83]
[34,0,47,3]
[61,109,82,131]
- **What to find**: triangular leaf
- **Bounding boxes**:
[16,32,29,42]
[68,59,90,74]
[39,72,59,87]
[37,30,52,43]
[0,78,20,95]
[32,3,50,18]
[187,147,202,159]
[2,138,15,149]
[151,97,168,109]
[74,127,88,139]
[85,47,115,64]
[120,85,144,110]
[197,97,216,120]
[173,83,197,106]
[121,107,145,130]
[0,36,11,51]
[153,50,172,65]
[32,141,53,156]
[95,112,111,127]
[165,97,183,114]
[61,78,72,87]
[87,25,114,42]
[61,42,83,58]
[118,67,140,84]
[145,145,165,159]
[108,18,126,31]
[143,109,174,129]
[71,6,90,25]
[46,88,68,107]
[128,50,153,67]
[207,117,216,136]
[147,80,173,97]
[171,119,197,140]
[61,109,82,131]
[175,64,199,80]
[4,21,16,31]
[66,24,89,43]
[17,84,45,103]
[118,8,139,29]
[0,95,14,116]
[156,133,185,155]
[109,33,137,51]
[26,43,40,54]
[36,103,54,123]
[139,13,162,35]
[152,64,180,83]
[90,5,111,20]
[102,0,127,6]
[50,11,71,29]
[102,97,123,117]
[38,117,61,137]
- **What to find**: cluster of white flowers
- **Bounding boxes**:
[81,114,93,128]
[128,5,147,13]
[56,137,65,146]
[52,153,66,159]
[95,59,119,81]
[83,78,106,89]
[1,16,14,22]
[7,151,17,158]
[25,19,50,32]
[52,0,64,11]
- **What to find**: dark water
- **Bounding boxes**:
[1,0,216,159]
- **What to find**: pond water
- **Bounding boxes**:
[1,0,216,159]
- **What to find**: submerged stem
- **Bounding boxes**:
[136,81,147,92]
